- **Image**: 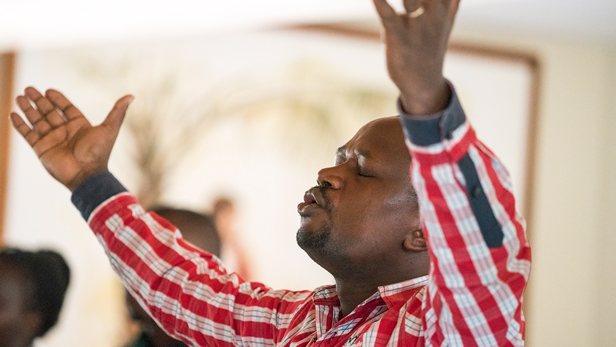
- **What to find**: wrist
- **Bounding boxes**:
[398,78,450,116]
[67,166,109,192]
[71,171,128,221]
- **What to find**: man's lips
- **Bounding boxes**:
[303,192,317,205]
[297,187,326,214]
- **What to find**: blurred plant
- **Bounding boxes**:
[71,47,396,208]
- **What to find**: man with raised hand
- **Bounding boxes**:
[9,0,531,346]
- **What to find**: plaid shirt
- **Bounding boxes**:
[74,88,530,347]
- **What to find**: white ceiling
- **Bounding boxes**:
[457,0,616,43]
[0,0,615,51]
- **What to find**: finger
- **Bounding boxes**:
[448,0,461,20]
[424,0,447,11]
[24,87,66,128]
[9,112,40,147]
[31,117,53,135]
[45,89,87,122]
[403,0,423,13]
[15,95,54,136]
[423,0,456,18]
[16,95,43,124]
[102,95,134,134]
[373,0,403,29]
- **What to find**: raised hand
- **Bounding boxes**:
[10,87,133,191]
[373,0,460,115]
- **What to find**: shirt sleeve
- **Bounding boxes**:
[398,85,531,346]
[71,173,313,347]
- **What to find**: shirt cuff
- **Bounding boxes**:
[71,172,128,221]
[397,84,466,147]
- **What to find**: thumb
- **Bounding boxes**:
[103,94,134,134]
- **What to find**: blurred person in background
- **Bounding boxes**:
[124,207,221,347]
[212,197,252,280]
[0,248,70,347]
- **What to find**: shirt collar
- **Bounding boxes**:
[378,275,428,309]
[311,276,428,309]
[312,284,340,306]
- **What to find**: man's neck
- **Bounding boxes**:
[335,279,381,318]
[333,258,430,317]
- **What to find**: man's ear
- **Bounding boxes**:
[403,229,427,252]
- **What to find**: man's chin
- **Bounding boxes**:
[296,225,331,251]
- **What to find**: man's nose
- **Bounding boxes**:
[317,166,344,190]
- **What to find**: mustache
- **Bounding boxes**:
[312,185,333,212]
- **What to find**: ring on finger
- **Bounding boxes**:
[407,6,425,19]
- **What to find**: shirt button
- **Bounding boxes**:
[445,130,454,140]
[472,185,482,198]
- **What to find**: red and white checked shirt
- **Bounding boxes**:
[75,88,530,347]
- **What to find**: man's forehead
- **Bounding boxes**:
[350,117,404,146]
[337,117,409,160]
[363,116,400,128]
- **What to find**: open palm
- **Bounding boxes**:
[10,87,133,191]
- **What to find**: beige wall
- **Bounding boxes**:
[452,26,616,346]
[599,49,616,347]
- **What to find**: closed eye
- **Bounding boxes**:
[357,168,373,178]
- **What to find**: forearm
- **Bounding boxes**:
[72,173,227,344]
[71,173,305,346]
[400,85,531,345]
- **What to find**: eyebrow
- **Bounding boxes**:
[336,146,371,159]
[336,146,346,159]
